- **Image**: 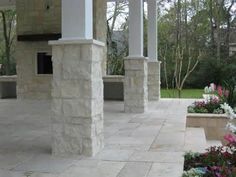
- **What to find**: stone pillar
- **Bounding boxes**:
[124,0,148,113]
[124,57,148,113]
[49,39,104,156]
[147,0,161,101]
[148,61,161,100]
[49,0,104,156]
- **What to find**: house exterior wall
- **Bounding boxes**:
[16,0,107,99]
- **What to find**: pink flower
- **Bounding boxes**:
[224,134,236,144]
[224,90,229,98]
[217,86,223,97]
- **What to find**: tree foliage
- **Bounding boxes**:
[159,0,236,93]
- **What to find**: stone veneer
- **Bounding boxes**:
[16,41,52,99]
[148,61,161,101]
[49,39,104,156]
[124,57,148,113]
[16,0,107,99]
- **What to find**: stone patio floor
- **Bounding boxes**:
[0,99,195,177]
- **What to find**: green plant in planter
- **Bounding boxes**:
[182,168,205,177]
[223,79,236,109]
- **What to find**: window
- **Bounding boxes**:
[37,52,53,74]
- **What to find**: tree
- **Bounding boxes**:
[0,10,16,75]
[106,2,128,75]
[174,47,200,97]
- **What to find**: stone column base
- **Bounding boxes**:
[124,57,148,113]
[148,61,161,101]
[49,39,104,157]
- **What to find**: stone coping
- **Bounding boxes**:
[125,56,148,60]
[103,75,124,83]
[48,39,105,47]
[187,113,228,119]
[0,75,17,82]
[148,60,162,63]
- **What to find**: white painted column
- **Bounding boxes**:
[129,0,144,57]
[148,0,157,60]
[147,0,161,101]
[61,0,93,39]
[124,0,148,113]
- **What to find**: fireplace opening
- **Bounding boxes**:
[37,52,53,74]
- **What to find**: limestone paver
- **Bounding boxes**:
[129,151,185,163]
[147,163,184,177]
[0,99,194,177]
[117,162,152,177]
[91,149,134,161]
[13,154,78,173]
[61,161,126,177]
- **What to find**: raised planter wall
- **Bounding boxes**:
[186,113,229,142]
[0,75,17,98]
[103,75,124,101]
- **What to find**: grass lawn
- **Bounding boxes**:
[161,89,204,99]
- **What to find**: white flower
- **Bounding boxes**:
[204,86,210,94]
[202,94,219,103]
[210,83,215,92]
[226,123,236,133]
[220,103,236,119]
[209,87,213,93]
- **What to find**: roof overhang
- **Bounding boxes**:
[0,0,148,9]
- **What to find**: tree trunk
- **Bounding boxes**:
[177,88,182,98]
[226,1,234,59]
[209,0,215,51]
[1,11,10,75]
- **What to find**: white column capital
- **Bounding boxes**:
[128,0,144,57]
[61,0,93,40]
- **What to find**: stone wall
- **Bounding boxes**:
[16,41,52,99]
[16,0,61,35]
[16,0,107,99]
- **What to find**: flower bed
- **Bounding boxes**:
[183,136,236,177]
[183,83,236,176]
